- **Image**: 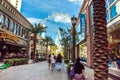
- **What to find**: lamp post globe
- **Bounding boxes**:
[71,16,77,62]
[71,16,77,26]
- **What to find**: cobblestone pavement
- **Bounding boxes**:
[0,61,68,80]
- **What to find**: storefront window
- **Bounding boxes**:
[10,22,15,33]
[110,1,120,19]
[108,31,120,69]
[79,44,87,62]
[4,17,9,30]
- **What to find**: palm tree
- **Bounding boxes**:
[59,27,71,59]
[93,0,108,79]
[30,23,46,60]
[44,36,53,56]
[49,40,55,53]
[52,44,58,55]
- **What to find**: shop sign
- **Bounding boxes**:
[76,14,86,44]
[0,31,18,43]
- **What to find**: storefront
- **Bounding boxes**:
[76,0,120,69]
[0,30,28,60]
[108,25,120,69]
[79,41,87,62]
[0,0,31,61]
[106,0,120,70]
[75,11,87,63]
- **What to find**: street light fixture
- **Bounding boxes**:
[71,16,77,62]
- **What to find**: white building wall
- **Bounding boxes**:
[7,0,22,12]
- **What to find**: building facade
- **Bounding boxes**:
[75,0,120,77]
[30,34,46,59]
[0,0,31,61]
[7,0,22,12]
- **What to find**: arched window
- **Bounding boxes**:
[22,28,25,38]
[25,30,28,39]
[17,25,21,35]
[4,17,9,30]
[0,14,5,26]
[10,22,15,33]
[14,23,16,34]
[15,23,18,34]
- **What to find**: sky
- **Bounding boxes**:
[21,0,83,42]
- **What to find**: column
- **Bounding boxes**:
[86,7,93,67]
[27,32,31,59]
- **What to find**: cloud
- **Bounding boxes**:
[68,0,83,4]
[52,13,71,23]
[27,18,43,24]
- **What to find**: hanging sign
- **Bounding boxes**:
[80,14,86,33]
[0,31,18,43]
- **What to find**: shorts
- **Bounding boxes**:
[48,59,51,63]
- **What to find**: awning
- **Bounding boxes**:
[0,41,27,48]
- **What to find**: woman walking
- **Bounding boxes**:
[71,57,85,80]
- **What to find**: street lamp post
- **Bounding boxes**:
[71,16,77,62]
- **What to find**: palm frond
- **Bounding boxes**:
[30,23,46,34]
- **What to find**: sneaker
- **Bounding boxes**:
[51,69,54,71]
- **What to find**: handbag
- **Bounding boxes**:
[70,68,74,77]
[70,64,75,77]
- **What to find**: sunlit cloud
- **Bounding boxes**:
[27,18,43,24]
[22,0,82,40]
[52,13,71,23]
[68,0,83,4]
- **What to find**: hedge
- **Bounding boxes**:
[4,58,29,66]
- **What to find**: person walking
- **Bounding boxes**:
[50,53,56,71]
[47,54,51,69]
[56,53,62,71]
[71,57,85,80]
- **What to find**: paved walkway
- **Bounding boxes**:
[0,61,68,80]
[84,65,120,80]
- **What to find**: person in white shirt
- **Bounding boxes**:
[50,53,56,71]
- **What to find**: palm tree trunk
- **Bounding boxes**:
[33,33,37,60]
[46,42,48,57]
[64,44,67,59]
[93,0,108,80]
[50,46,52,53]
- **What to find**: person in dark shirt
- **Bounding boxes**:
[71,57,85,80]
[47,54,51,69]
[56,53,62,71]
